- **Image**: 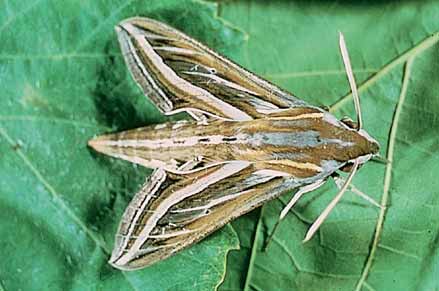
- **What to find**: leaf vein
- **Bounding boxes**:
[0,53,121,60]
[354,56,414,291]
[0,115,110,130]
[329,32,439,113]
[0,0,45,33]
[73,0,136,52]
[363,281,377,291]
[264,68,378,80]
[0,124,110,253]
[377,243,421,261]
[243,207,264,291]
[0,125,142,290]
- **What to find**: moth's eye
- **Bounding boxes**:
[340,162,363,172]
[341,117,358,130]
[340,163,353,172]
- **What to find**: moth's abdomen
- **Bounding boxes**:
[87,120,240,170]
[89,121,198,170]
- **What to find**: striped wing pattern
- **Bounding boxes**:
[116,17,307,121]
[110,161,307,269]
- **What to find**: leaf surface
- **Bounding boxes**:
[0,1,243,290]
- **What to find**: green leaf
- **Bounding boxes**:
[218,1,439,291]
[0,1,243,290]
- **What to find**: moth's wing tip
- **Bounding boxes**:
[114,24,123,33]
[115,19,132,33]
[116,17,153,36]
[108,252,134,271]
[108,260,132,271]
[108,241,149,271]
[115,17,140,33]
[108,253,151,271]
[117,16,153,27]
[108,254,121,269]
[118,17,135,25]
[87,135,102,151]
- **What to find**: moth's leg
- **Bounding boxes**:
[263,179,326,250]
[341,116,357,129]
[303,159,360,242]
[333,175,382,208]
[174,156,204,173]
[280,180,327,220]
[187,110,209,125]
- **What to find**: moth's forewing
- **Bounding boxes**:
[109,161,314,270]
[115,17,308,121]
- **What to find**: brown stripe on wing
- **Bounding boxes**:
[109,160,318,270]
[118,21,252,121]
[117,17,308,121]
[110,161,252,269]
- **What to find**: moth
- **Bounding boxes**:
[88,17,380,270]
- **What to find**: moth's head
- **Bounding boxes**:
[339,126,380,172]
[341,115,379,151]
[358,129,380,155]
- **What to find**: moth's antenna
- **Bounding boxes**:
[303,159,360,242]
[339,32,363,131]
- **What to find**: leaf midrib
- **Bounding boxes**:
[353,54,415,291]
